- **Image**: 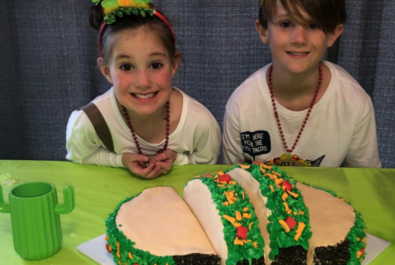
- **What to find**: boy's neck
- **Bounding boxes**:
[267,63,330,111]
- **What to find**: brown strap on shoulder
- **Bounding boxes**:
[81,102,115,153]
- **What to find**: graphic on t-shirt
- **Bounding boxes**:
[306,155,325,167]
[266,154,326,167]
[240,131,271,160]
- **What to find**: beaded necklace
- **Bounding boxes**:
[268,64,323,153]
[121,101,170,155]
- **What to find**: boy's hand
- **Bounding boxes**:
[121,153,163,179]
[151,149,177,174]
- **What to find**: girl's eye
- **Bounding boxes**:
[279,21,292,28]
[120,64,132,71]
[151,62,163,69]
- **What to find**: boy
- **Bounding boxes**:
[222,0,381,167]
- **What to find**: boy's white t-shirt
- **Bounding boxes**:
[66,88,221,167]
[222,61,382,167]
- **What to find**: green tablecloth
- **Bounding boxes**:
[0,160,394,264]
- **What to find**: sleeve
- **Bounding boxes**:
[173,113,221,165]
[65,110,124,168]
[343,98,382,168]
[221,102,245,165]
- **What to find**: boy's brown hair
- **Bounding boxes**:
[258,0,347,35]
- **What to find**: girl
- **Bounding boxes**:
[222,0,381,167]
[66,0,221,178]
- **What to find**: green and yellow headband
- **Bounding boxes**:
[93,0,175,55]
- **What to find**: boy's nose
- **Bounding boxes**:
[290,26,308,44]
[135,70,152,88]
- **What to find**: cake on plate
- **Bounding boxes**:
[105,162,366,265]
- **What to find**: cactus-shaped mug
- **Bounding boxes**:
[0,182,75,260]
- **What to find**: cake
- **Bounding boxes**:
[105,162,367,265]
[105,176,265,265]
[227,162,366,265]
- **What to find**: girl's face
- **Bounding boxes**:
[256,0,343,76]
[99,28,179,117]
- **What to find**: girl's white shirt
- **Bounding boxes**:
[66,87,221,167]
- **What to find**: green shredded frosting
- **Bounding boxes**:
[229,163,312,261]
[298,182,367,265]
[105,191,176,265]
[193,175,265,265]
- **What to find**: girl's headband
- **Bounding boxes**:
[93,0,176,56]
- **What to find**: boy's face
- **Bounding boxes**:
[255,0,343,75]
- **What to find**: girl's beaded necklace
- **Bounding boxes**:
[121,101,170,155]
[268,64,323,154]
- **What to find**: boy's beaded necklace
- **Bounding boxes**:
[268,64,323,154]
[121,102,170,155]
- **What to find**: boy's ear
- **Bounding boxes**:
[255,19,269,44]
[97,57,113,84]
[327,24,344,47]
[171,51,181,78]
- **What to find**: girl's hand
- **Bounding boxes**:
[151,149,177,174]
[121,153,163,179]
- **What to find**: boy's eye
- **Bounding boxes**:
[279,21,292,28]
[151,62,163,69]
[120,64,132,71]
[309,23,321,30]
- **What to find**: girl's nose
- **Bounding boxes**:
[135,70,152,88]
[290,26,308,45]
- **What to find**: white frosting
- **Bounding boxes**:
[183,179,228,265]
[297,183,355,264]
[227,168,273,264]
[115,186,216,256]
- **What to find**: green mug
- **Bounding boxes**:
[0,182,75,260]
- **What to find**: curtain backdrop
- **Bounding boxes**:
[1,0,394,167]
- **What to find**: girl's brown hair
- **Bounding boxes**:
[88,5,177,65]
[258,0,346,34]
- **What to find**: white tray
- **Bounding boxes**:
[76,233,391,265]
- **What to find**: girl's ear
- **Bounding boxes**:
[171,51,181,78]
[97,57,113,84]
[255,19,269,44]
[327,24,344,47]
